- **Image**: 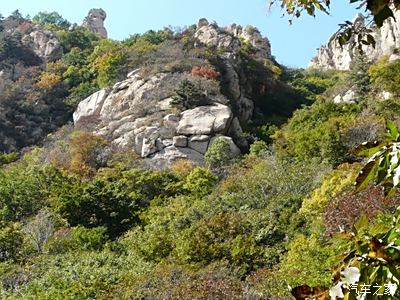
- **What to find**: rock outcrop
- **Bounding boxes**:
[74,71,239,168]
[83,8,107,38]
[310,11,400,70]
[195,21,271,59]
[73,18,278,168]
[333,89,356,104]
[21,25,63,62]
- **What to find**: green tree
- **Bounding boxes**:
[320,121,400,299]
[123,29,173,46]
[89,39,129,87]
[58,27,98,52]
[32,11,70,29]
[10,10,23,21]
[0,164,48,222]
[49,168,181,238]
[349,53,370,100]
[183,167,218,196]
[0,153,18,166]
[46,226,107,254]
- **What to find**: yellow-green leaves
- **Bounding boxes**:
[354,121,400,195]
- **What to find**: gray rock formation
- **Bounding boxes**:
[73,18,277,168]
[310,11,400,70]
[73,70,241,167]
[73,89,110,125]
[0,71,7,95]
[21,25,62,61]
[333,89,356,104]
[83,8,107,38]
[195,19,271,59]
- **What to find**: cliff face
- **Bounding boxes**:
[73,19,277,168]
[310,11,400,70]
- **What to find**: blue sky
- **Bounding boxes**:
[1,0,360,67]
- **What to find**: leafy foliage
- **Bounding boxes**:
[191,66,220,80]
[355,120,400,195]
[326,121,400,299]
[282,67,346,102]
[171,79,209,109]
[204,138,232,170]
[274,101,359,165]
[32,11,70,29]
[369,56,400,96]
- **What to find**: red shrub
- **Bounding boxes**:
[191,66,220,80]
[324,185,400,235]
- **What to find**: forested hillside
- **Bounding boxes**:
[1,6,400,300]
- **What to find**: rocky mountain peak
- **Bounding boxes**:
[194,18,271,59]
[310,10,400,70]
[83,8,107,38]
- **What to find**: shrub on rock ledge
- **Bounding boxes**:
[191,66,220,80]
[171,79,209,109]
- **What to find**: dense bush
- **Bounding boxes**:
[0,153,18,166]
[283,67,347,101]
[369,55,400,96]
[48,167,183,238]
[324,185,400,235]
[171,79,209,108]
[274,100,369,165]
[32,11,70,29]
[0,163,49,222]
[46,226,108,254]
[0,222,24,262]
[191,66,220,80]
[204,138,232,170]
[278,234,344,288]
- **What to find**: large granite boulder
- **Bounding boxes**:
[176,104,233,135]
[73,89,110,125]
[146,146,205,169]
[194,22,239,50]
[333,89,356,104]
